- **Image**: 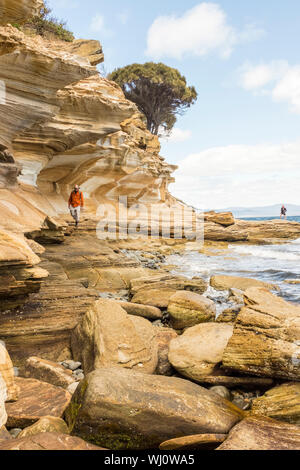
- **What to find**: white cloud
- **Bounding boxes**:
[239,61,300,113]
[162,128,192,143]
[146,3,264,60]
[272,66,300,113]
[170,142,300,209]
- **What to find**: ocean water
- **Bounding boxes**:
[166,236,300,309]
[242,216,300,223]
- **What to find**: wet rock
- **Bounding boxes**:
[168,291,216,329]
[6,377,71,428]
[168,323,234,381]
[65,368,243,450]
[217,416,300,450]
[71,299,158,375]
[216,306,241,324]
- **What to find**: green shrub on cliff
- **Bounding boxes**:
[24,2,74,42]
[108,63,197,135]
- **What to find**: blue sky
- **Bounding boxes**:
[48,0,300,209]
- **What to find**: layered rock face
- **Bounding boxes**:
[0,23,179,239]
[0,0,43,25]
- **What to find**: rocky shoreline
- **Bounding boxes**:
[1,220,300,450]
[1,0,300,452]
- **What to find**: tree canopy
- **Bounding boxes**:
[108,63,197,135]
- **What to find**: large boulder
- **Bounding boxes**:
[210,275,278,292]
[24,357,75,389]
[0,342,19,401]
[217,416,300,450]
[65,368,243,450]
[5,377,71,428]
[222,288,300,381]
[0,432,105,450]
[168,323,234,381]
[251,383,300,425]
[168,291,216,329]
[130,274,207,308]
[71,299,158,375]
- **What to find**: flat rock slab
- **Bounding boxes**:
[159,434,227,451]
[66,367,243,450]
[251,382,300,424]
[0,432,105,450]
[6,377,71,428]
[210,275,278,292]
[217,416,300,450]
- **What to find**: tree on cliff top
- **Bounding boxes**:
[108,63,197,135]
[23,1,74,42]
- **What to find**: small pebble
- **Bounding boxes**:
[209,386,231,401]
[61,360,82,371]
[9,428,22,438]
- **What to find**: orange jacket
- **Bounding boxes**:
[69,190,84,208]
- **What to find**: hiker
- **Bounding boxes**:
[68,185,84,227]
[280,205,287,220]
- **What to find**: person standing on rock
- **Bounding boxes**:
[68,185,84,227]
[280,205,287,220]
